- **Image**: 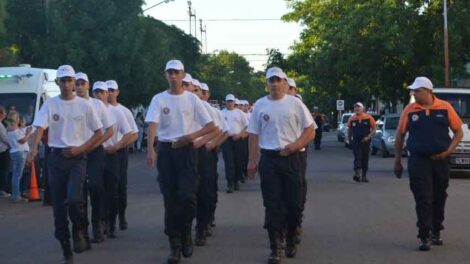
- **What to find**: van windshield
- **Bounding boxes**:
[0,93,36,125]
[435,93,470,118]
[341,114,352,124]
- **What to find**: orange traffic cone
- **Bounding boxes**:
[29,162,41,202]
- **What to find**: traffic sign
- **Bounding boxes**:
[336,100,345,111]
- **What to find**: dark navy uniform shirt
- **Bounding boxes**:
[347,113,377,143]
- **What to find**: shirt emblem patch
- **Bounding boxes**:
[263,114,270,121]
[53,114,60,121]
[412,114,419,122]
[352,122,356,127]
[163,107,170,115]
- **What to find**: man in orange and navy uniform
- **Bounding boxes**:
[347,102,376,183]
[394,77,463,251]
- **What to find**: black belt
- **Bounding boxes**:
[261,149,299,157]
[157,141,194,149]
[50,147,86,158]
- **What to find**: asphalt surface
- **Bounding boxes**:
[1,132,470,264]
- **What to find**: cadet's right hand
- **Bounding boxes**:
[147,148,157,168]
[394,160,403,179]
[247,160,257,180]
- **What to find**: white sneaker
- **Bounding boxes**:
[0,191,11,197]
[11,197,28,203]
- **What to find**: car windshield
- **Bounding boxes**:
[341,114,352,124]
[435,93,470,118]
[0,93,37,125]
[385,117,399,130]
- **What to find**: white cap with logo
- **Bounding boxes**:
[201,83,209,91]
[225,94,235,101]
[57,65,76,78]
[165,60,184,71]
[106,80,118,90]
[76,72,89,82]
[287,78,297,88]
[92,81,107,91]
[408,77,433,90]
[266,67,287,80]
[354,102,364,108]
[183,73,193,83]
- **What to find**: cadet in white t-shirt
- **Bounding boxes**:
[106,80,138,231]
[145,60,215,263]
[28,65,103,264]
[221,94,248,193]
[93,81,133,239]
[247,67,316,263]
[75,73,114,244]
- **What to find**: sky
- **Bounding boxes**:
[143,0,302,71]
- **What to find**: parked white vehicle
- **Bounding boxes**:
[0,65,59,125]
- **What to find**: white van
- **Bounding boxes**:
[409,88,470,172]
[0,65,60,125]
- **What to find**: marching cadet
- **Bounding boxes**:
[241,100,250,181]
[222,94,249,193]
[92,81,133,239]
[247,67,315,264]
[75,73,115,244]
[28,65,103,264]
[347,102,376,183]
[287,77,309,244]
[106,80,139,231]
[145,60,215,264]
[312,107,323,150]
[394,77,463,251]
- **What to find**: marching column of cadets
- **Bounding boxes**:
[23,61,462,264]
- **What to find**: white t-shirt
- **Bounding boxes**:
[33,96,102,148]
[85,97,114,140]
[145,90,212,142]
[103,105,133,148]
[215,108,229,133]
[115,104,139,141]
[245,112,252,123]
[222,108,248,136]
[248,95,316,150]
[7,129,30,153]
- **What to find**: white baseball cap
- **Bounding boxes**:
[354,102,364,108]
[201,83,209,91]
[182,73,193,83]
[287,78,297,88]
[106,80,118,90]
[191,79,201,87]
[225,94,235,101]
[266,67,287,79]
[165,60,184,71]
[57,65,76,78]
[243,100,249,105]
[407,76,433,90]
[92,81,107,91]
[235,99,242,105]
[75,72,89,82]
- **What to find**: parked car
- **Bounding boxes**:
[371,114,403,157]
[337,113,353,142]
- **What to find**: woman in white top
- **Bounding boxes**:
[6,111,33,202]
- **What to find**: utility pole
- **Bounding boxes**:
[443,0,450,87]
[199,19,207,53]
[187,1,194,35]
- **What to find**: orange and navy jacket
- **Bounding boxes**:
[397,96,462,156]
[347,113,377,142]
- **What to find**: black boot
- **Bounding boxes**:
[72,228,88,254]
[82,228,92,251]
[353,169,361,182]
[91,222,105,243]
[181,226,193,258]
[432,232,443,246]
[60,239,74,264]
[206,225,213,237]
[234,181,240,191]
[419,237,431,251]
[119,214,128,230]
[108,226,117,239]
[195,229,207,246]
[285,227,298,258]
[167,237,182,264]
[361,171,369,183]
[226,182,234,193]
[268,230,282,264]
[295,227,302,245]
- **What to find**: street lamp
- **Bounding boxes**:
[142,0,175,13]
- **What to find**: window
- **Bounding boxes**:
[0,93,37,125]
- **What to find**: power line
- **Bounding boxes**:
[162,18,283,22]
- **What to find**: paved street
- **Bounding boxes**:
[1,132,470,264]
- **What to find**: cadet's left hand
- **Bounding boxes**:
[205,141,217,151]
[361,136,371,143]
[104,146,118,154]
[173,135,194,148]
[193,140,205,149]
[63,146,84,158]
[432,151,450,160]
[280,142,299,157]
[247,160,258,180]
